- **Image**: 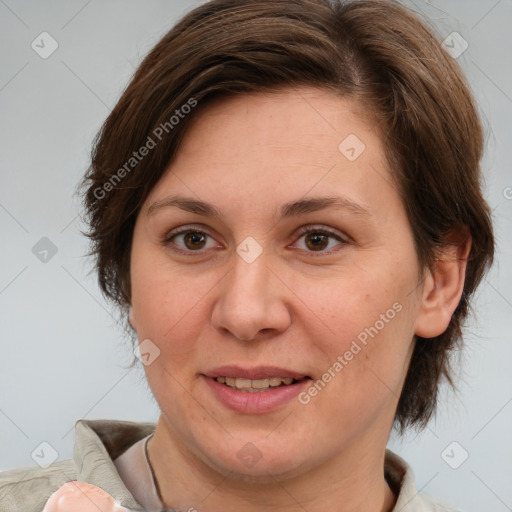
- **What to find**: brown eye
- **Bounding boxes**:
[164,228,218,254]
[304,232,330,251]
[182,231,207,250]
[293,226,348,255]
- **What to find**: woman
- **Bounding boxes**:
[0,0,494,511]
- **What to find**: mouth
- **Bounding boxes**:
[202,368,313,413]
[214,375,310,392]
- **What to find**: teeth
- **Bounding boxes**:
[215,376,299,390]
[251,378,269,388]
[235,378,252,388]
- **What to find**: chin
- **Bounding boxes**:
[203,442,313,483]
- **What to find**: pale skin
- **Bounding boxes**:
[126,87,471,512]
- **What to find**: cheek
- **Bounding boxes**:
[297,265,417,402]
[293,262,410,345]
[297,302,414,442]
[130,253,215,366]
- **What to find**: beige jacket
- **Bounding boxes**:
[0,419,460,512]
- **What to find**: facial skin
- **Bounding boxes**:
[129,87,470,512]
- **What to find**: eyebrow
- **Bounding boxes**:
[147,195,372,220]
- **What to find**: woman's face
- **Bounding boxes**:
[130,87,425,479]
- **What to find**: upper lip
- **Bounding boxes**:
[203,365,310,380]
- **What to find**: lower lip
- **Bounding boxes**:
[202,376,311,414]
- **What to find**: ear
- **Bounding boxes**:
[414,228,471,338]
[128,306,137,331]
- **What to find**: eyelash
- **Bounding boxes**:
[162,224,350,257]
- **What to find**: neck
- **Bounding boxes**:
[147,416,397,512]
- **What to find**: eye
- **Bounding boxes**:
[163,226,220,255]
[292,225,349,255]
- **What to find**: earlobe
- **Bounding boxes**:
[414,229,471,339]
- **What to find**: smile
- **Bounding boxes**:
[215,376,307,392]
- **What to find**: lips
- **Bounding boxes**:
[202,370,312,413]
[201,365,312,412]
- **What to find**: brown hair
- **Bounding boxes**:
[81,0,494,435]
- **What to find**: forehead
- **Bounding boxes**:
[179,86,375,150]
[169,87,387,178]
[144,86,401,226]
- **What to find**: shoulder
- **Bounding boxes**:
[0,418,156,512]
[413,492,464,511]
[385,449,462,512]
[0,459,76,512]
[395,482,463,511]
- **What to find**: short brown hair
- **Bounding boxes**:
[81,0,494,435]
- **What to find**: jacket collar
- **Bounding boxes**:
[73,418,156,510]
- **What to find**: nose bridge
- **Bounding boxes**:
[211,244,290,340]
[227,247,272,311]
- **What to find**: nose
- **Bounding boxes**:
[210,249,292,342]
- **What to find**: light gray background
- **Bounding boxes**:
[0,1,511,510]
